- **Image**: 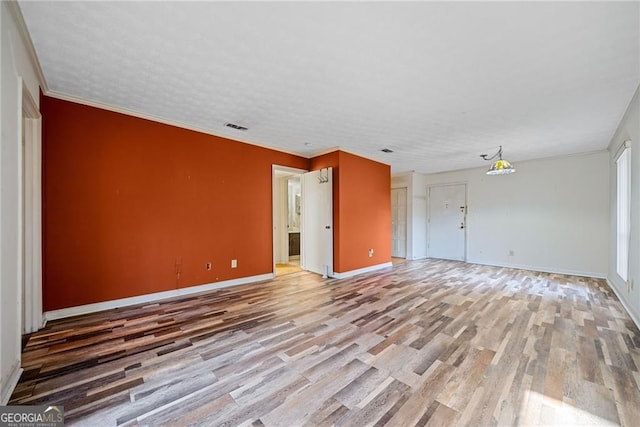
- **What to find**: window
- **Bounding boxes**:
[616,141,631,281]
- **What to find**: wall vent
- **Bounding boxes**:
[225,123,248,131]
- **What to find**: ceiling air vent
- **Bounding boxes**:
[225,123,248,131]
[381,148,394,153]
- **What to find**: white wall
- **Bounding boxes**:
[608,85,640,326]
[418,151,610,278]
[0,2,42,404]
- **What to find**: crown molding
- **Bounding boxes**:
[46,90,393,168]
[6,0,48,92]
[45,90,311,159]
[339,148,392,167]
[308,146,341,157]
[608,83,640,153]
[309,146,391,167]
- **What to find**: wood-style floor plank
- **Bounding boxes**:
[10,259,640,426]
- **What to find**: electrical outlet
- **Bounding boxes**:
[206,262,212,271]
[368,248,374,258]
[231,259,238,268]
[508,250,515,256]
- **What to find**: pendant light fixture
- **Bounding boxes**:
[480,146,515,175]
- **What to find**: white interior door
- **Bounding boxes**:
[428,184,466,261]
[391,188,407,258]
[301,168,333,277]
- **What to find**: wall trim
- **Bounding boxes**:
[44,273,274,321]
[1,365,23,405]
[332,262,393,279]
[606,278,640,332]
[465,259,607,280]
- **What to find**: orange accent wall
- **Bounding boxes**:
[310,151,391,272]
[42,96,309,311]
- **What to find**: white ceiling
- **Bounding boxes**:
[18,1,640,174]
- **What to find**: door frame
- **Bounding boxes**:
[22,85,43,333]
[272,165,307,275]
[427,182,468,261]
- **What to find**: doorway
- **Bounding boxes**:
[428,183,467,261]
[391,187,407,258]
[272,166,334,278]
[273,167,304,276]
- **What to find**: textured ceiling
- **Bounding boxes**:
[18,1,640,174]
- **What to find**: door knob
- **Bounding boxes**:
[460,222,465,229]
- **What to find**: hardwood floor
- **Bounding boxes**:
[275,262,303,276]
[10,259,640,426]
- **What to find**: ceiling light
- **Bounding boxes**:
[480,146,515,175]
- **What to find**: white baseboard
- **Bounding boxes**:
[332,262,393,279]
[465,259,606,279]
[45,273,274,321]
[1,364,23,405]
[606,278,640,331]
